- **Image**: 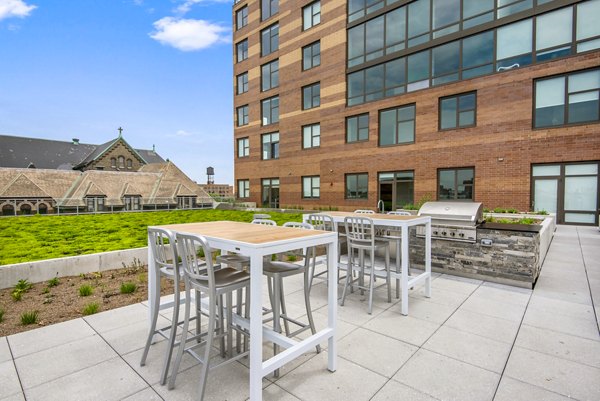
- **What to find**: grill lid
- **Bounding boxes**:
[417,201,483,225]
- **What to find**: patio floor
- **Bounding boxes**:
[1,225,599,401]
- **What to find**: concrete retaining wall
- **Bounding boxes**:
[0,247,148,290]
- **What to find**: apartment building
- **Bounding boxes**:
[233,0,600,225]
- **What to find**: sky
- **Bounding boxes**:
[0,0,235,184]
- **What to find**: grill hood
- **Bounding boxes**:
[417,201,483,226]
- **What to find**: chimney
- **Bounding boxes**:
[72,138,80,145]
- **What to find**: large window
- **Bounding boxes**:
[123,196,140,211]
[236,6,248,30]
[303,82,320,110]
[302,176,320,198]
[346,173,369,199]
[261,60,279,91]
[236,39,248,63]
[346,113,369,143]
[347,2,600,106]
[379,104,415,146]
[438,168,474,200]
[303,1,321,31]
[261,0,278,21]
[303,41,321,70]
[535,68,599,128]
[302,123,320,149]
[261,132,279,160]
[261,96,279,125]
[86,196,105,212]
[236,105,249,126]
[261,24,279,57]
[237,137,249,158]
[237,72,248,94]
[237,179,250,198]
[440,92,476,130]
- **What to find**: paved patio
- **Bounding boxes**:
[1,225,599,401]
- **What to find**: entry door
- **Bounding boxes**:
[378,171,414,212]
[262,178,280,208]
[379,182,393,212]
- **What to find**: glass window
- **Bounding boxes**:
[303,82,320,110]
[261,24,279,56]
[237,137,249,158]
[126,159,132,169]
[432,41,459,85]
[237,72,248,94]
[407,0,430,47]
[110,157,116,168]
[303,1,321,31]
[303,41,321,70]
[440,92,476,130]
[497,0,532,19]
[237,179,250,198]
[536,7,572,61]
[462,31,494,79]
[302,123,321,149]
[261,132,279,160]
[407,50,429,91]
[535,68,600,128]
[261,96,279,125]
[302,176,320,198]
[261,0,278,21]
[261,60,279,91]
[379,104,415,146]
[386,7,405,54]
[346,173,369,199]
[496,18,532,71]
[577,0,600,48]
[236,6,248,30]
[236,39,248,63]
[237,105,249,126]
[438,168,474,200]
[118,156,125,168]
[346,114,369,143]
[433,0,460,36]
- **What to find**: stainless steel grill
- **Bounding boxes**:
[416,201,484,242]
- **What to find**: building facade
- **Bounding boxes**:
[233,0,600,225]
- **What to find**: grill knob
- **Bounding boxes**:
[441,231,447,236]
[450,232,456,236]
[433,231,438,235]
[459,233,465,237]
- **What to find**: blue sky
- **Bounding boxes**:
[0,0,235,184]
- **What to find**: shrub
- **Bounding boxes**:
[120,282,137,294]
[15,279,32,292]
[20,310,38,325]
[82,302,100,315]
[47,277,59,287]
[286,254,298,262]
[493,207,507,213]
[79,284,93,297]
[11,290,23,301]
[0,308,4,323]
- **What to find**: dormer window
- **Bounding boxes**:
[118,156,125,168]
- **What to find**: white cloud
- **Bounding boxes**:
[175,129,193,137]
[0,0,36,21]
[149,17,229,51]
[175,0,230,15]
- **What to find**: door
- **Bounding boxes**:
[261,178,280,208]
[378,171,414,212]
[532,162,599,225]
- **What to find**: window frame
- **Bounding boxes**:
[302,123,321,149]
[236,6,248,30]
[302,176,321,199]
[236,72,248,95]
[261,23,279,57]
[303,1,321,31]
[378,104,416,146]
[439,92,477,131]
[236,104,249,127]
[261,96,279,126]
[345,172,369,200]
[261,59,279,92]
[237,137,250,158]
[302,82,321,110]
[302,41,321,71]
[237,179,250,198]
[261,0,278,21]
[261,132,280,160]
[346,113,370,143]
[236,39,248,63]
[437,167,475,201]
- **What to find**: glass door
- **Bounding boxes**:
[378,171,414,212]
[262,178,280,208]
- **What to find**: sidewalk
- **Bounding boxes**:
[1,225,599,401]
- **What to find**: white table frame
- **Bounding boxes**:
[147,222,338,401]
[304,212,431,315]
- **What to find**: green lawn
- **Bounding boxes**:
[0,210,303,265]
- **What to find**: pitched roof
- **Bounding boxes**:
[0,134,165,170]
[0,168,81,199]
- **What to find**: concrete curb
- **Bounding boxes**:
[0,247,148,289]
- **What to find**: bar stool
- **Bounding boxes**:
[386,211,412,297]
[341,216,391,314]
[168,233,250,399]
[305,214,346,291]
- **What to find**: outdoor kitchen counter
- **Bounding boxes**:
[304,212,432,315]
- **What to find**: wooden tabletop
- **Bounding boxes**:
[152,220,331,245]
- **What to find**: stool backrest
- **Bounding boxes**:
[354,209,375,214]
[283,222,314,230]
[175,233,215,292]
[251,219,277,226]
[344,216,375,248]
[387,211,411,216]
[148,227,178,270]
[306,214,335,232]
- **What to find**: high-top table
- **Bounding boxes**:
[147,221,338,401]
[304,212,431,315]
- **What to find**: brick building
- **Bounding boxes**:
[233,0,600,225]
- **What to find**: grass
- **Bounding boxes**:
[47,277,60,287]
[11,290,23,301]
[82,303,100,316]
[0,210,302,265]
[20,310,39,325]
[78,284,93,297]
[120,282,137,294]
[15,279,33,291]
